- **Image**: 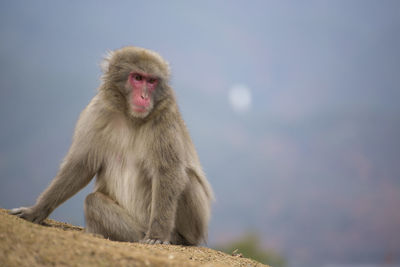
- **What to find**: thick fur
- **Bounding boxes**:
[10,46,213,245]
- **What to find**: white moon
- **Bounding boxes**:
[228,84,252,113]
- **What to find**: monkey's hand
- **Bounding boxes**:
[139,238,171,245]
[9,206,48,224]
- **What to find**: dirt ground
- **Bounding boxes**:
[0,209,268,267]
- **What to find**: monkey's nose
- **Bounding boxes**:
[141,88,149,99]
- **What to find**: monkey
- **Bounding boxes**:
[10,46,214,245]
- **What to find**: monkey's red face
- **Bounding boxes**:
[128,72,159,116]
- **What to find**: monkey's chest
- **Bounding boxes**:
[101,152,152,225]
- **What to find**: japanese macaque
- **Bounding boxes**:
[10,46,213,245]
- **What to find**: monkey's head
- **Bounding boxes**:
[100,46,171,118]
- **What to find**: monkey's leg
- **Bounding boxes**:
[84,192,145,242]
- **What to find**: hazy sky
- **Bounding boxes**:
[1,1,400,266]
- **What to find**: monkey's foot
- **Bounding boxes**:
[140,238,170,245]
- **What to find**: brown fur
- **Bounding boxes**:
[10,46,213,245]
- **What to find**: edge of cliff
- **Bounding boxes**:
[0,209,268,267]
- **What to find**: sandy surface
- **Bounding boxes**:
[0,209,268,267]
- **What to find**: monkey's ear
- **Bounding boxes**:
[100,50,114,73]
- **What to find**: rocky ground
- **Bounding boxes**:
[0,209,268,267]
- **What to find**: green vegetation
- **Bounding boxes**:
[215,233,286,267]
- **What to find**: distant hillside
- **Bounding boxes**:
[0,209,268,267]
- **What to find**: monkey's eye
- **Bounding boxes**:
[148,78,157,84]
[134,74,143,81]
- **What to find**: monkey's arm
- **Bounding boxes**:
[142,166,186,244]
[10,107,100,223]
[10,150,97,223]
[142,121,187,244]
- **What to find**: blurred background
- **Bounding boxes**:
[1,1,400,266]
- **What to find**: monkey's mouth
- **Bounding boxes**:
[132,104,148,113]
